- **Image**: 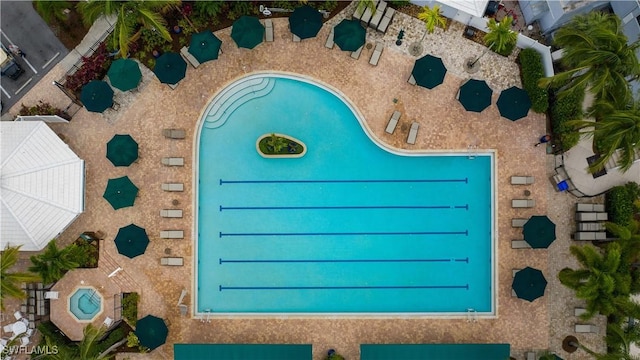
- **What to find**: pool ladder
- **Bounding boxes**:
[467,144,478,159]
[87,289,101,306]
[200,309,212,323]
[466,308,478,322]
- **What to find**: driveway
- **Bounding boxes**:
[0,0,68,115]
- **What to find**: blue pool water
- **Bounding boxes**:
[196,74,494,314]
[69,287,102,321]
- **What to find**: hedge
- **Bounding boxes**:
[519,48,548,113]
[606,182,640,226]
[550,87,583,150]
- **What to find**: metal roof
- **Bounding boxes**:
[1,121,84,251]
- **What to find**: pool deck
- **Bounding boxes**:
[6,4,607,359]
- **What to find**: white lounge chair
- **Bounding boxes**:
[180,46,200,68]
[377,7,395,33]
[369,42,383,66]
[360,0,377,25]
[596,212,608,221]
[325,28,334,49]
[3,324,12,333]
[510,176,534,185]
[162,157,184,166]
[369,0,387,29]
[264,19,273,42]
[293,34,301,42]
[574,232,607,241]
[13,311,22,321]
[512,199,535,208]
[162,183,184,192]
[525,352,536,360]
[160,230,184,239]
[103,317,113,328]
[574,308,587,316]
[511,240,531,249]
[20,337,29,346]
[407,122,419,145]
[351,45,363,59]
[44,291,58,300]
[575,324,599,333]
[511,269,521,297]
[408,74,416,85]
[385,111,401,134]
[163,129,186,139]
[578,222,605,231]
[512,218,528,227]
[161,257,184,266]
[352,2,365,20]
[160,209,183,218]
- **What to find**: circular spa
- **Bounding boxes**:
[195,74,495,315]
[68,287,103,322]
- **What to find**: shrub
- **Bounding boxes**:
[122,292,140,326]
[64,42,112,94]
[140,27,172,54]
[518,48,548,113]
[227,1,254,20]
[389,0,410,6]
[549,86,583,150]
[607,182,640,225]
[18,101,71,120]
[94,328,125,355]
[70,239,98,268]
[322,1,338,11]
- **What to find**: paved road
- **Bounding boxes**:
[1,1,69,114]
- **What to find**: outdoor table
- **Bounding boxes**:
[12,321,26,335]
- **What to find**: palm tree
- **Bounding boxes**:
[602,321,640,360]
[568,101,640,173]
[559,243,640,319]
[76,0,180,58]
[29,240,81,284]
[355,0,376,17]
[78,324,107,360]
[34,1,72,23]
[1,245,41,310]
[417,5,446,34]
[483,16,517,55]
[538,12,640,105]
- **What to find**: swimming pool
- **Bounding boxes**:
[68,287,103,321]
[195,73,495,315]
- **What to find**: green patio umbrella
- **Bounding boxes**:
[135,315,168,350]
[106,134,138,167]
[523,215,556,249]
[289,5,323,40]
[114,224,149,259]
[80,80,114,113]
[188,30,222,63]
[334,19,366,52]
[411,55,447,89]
[231,16,265,49]
[458,79,493,112]
[153,52,187,85]
[497,86,531,121]
[107,59,142,92]
[512,267,547,302]
[103,176,139,210]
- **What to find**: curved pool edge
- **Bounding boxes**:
[192,72,497,319]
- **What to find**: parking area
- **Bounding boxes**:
[0,1,68,114]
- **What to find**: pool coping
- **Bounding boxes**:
[192,71,498,319]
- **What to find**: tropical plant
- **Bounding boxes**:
[559,243,640,320]
[29,240,81,284]
[483,16,517,56]
[538,12,640,105]
[76,0,180,58]
[603,320,640,359]
[355,0,376,16]
[34,0,72,23]
[122,292,139,325]
[550,84,583,150]
[192,1,225,25]
[567,101,640,173]
[607,183,640,226]
[417,5,446,34]
[266,134,288,153]
[1,245,41,310]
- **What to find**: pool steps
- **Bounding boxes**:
[204,77,276,129]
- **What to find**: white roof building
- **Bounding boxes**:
[1,121,84,251]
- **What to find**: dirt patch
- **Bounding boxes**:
[32,3,89,50]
